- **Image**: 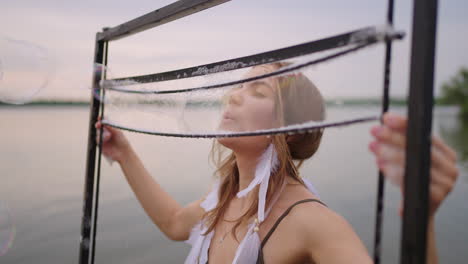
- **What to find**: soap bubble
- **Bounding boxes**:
[0,201,15,256]
[0,37,54,104]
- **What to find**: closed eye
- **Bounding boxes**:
[250,82,271,98]
[253,88,267,98]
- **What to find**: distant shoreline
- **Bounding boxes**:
[0,101,90,107]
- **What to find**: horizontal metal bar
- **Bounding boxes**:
[98,0,230,41]
[102,116,378,139]
[104,41,375,94]
[106,26,404,85]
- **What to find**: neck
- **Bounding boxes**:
[236,153,260,190]
[233,149,264,206]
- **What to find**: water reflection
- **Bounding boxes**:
[438,108,468,181]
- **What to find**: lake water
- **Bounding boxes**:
[0,106,467,263]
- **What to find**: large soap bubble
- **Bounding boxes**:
[101,57,379,138]
[0,37,54,104]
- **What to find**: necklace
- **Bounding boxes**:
[217,217,260,244]
[217,221,234,244]
[218,229,230,244]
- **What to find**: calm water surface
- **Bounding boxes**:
[0,106,466,263]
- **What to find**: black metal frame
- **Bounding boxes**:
[105,26,399,85]
[401,0,438,263]
[373,1,395,263]
[97,0,230,41]
[79,36,107,264]
[104,41,382,94]
[79,1,231,264]
[80,0,439,263]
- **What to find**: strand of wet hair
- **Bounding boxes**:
[101,115,379,138]
[102,42,375,95]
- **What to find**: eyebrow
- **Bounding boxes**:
[250,80,273,90]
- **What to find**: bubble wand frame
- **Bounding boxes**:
[80,1,439,264]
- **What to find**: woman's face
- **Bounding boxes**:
[218,66,279,133]
[217,66,279,152]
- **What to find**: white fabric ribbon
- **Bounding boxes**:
[185,144,319,264]
[231,222,261,264]
[236,144,278,197]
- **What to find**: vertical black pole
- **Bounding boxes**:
[373,1,394,263]
[90,38,109,264]
[400,0,438,263]
[79,33,105,264]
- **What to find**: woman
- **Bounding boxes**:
[96,63,459,263]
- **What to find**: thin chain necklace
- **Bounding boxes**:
[218,229,231,244]
[217,217,259,244]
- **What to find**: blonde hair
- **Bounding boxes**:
[203,62,325,241]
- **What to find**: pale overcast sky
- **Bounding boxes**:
[1,0,467,100]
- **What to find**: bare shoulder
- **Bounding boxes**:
[280,181,355,236]
[288,199,352,239]
[280,184,372,263]
[275,182,337,236]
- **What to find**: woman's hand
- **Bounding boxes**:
[369,112,459,217]
[95,120,131,163]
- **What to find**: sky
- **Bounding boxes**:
[0,0,467,101]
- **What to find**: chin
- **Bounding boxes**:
[217,136,271,154]
[217,137,236,150]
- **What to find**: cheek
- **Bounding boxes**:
[244,101,277,130]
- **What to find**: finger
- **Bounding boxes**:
[397,167,456,217]
[432,136,457,163]
[430,167,456,196]
[96,127,111,143]
[428,171,452,216]
[382,114,457,163]
[370,142,406,165]
[381,162,405,187]
[370,141,406,187]
[370,125,406,149]
[104,124,120,135]
[103,128,111,141]
[382,112,407,133]
[430,145,459,181]
[398,169,444,217]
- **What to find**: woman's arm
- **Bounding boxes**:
[119,145,206,241]
[96,122,206,241]
[369,113,459,264]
